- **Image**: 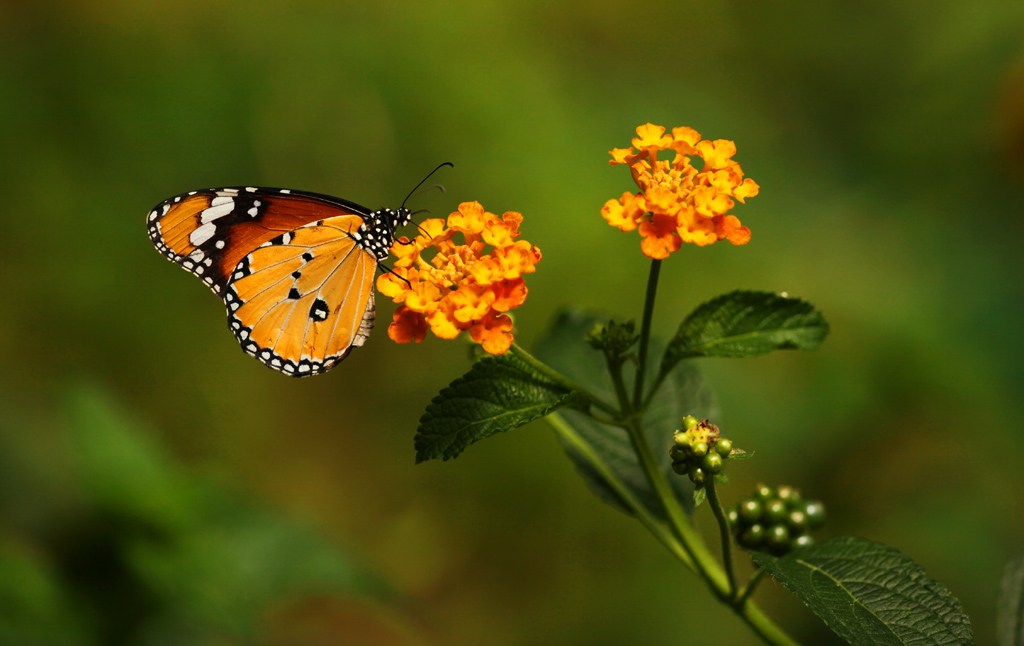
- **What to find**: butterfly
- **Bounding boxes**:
[147,168,448,377]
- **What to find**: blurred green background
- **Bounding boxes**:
[2,1,1023,644]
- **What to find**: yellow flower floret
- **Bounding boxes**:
[377,201,541,355]
[604,123,760,258]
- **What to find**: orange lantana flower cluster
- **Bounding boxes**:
[377,201,541,355]
[602,123,760,259]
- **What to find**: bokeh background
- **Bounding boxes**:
[2,1,1023,644]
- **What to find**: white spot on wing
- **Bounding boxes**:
[215,240,225,249]
[201,200,234,223]
[190,222,216,246]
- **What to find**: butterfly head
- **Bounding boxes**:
[365,207,412,260]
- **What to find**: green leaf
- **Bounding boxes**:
[751,536,974,646]
[659,290,829,379]
[693,487,706,508]
[998,552,1024,646]
[534,311,718,520]
[415,351,588,462]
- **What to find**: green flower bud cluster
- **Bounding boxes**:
[670,416,735,486]
[585,319,639,354]
[727,484,825,556]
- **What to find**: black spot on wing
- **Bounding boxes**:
[309,298,330,322]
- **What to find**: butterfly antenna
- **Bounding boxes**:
[378,262,412,288]
[402,162,454,210]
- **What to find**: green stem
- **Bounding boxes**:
[547,411,796,645]
[512,301,795,644]
[705,476,736,598]
[606,354,714,584]
[509,344,619,417]
[632,259,661,411]
[737,568,767,606]
[544,413,693,570]
[606,330,799,645]
[736,602,800,646]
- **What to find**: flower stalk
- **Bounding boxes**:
[632,258,661,411]
[706,476,737,597]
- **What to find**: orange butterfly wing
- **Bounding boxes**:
[148,187,388,376]
[225,217,378,376]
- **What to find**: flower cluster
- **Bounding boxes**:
[377,201,541,355]
[602,123,760,259]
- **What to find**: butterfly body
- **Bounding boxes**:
[147,186,411,376]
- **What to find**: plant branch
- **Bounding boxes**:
[737,568,767,606]
[705,476,737,598]
[632,258,661,411]
[543,412,694,570]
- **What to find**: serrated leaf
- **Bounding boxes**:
[534,311,719,519]
[729,449,753,460]
[415,352,588,462]
[997,552,1024,646]
[751,537,974,646]
[660,290,829,379]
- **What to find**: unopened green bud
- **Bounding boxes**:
[737,498,763,524]
[669,444,689,462]
[688,465,706,485]
[714,438,733,457]
[802,501,826,529]
[777,485,802,507]
[766,524,790,552]
[786,509,808,532]
[702,452,723,473]
[585,319,638,354]
[671,460,688,475]
[764,499,787,524]
[740,524,765,547]
[682,415,700,430]
[691,441,708,458]
[793,534,815,549]
[754,484,774,500]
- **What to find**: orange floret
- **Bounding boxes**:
[378,201,540,355]
[603,123,759,258]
